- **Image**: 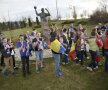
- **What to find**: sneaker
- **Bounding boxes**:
[12,72,16,76]
[66,62,69,64]
[87,67,93,71]
[62,62,66,65]
[96,66,98,69]
[2,72,8,77]
[79,60,81,62]
[86,57,90,60]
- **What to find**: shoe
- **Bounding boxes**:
[79,60,81,62]
[96,66,98,69]
[66,62,69,64]
[62,62,66,65]
[14,67,18,70]
[12,72,16,76]
[87,67,93,71]
[2,72,8,77]
[86,57,90,60]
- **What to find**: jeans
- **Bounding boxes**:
[76,50,84,65]
[89,50,97,68]
[52,53,62,76]
[105,56,108,72]
[21,56,30,76]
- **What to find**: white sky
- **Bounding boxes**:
[0,0,107,22]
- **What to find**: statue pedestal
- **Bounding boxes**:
[41,21,50,39]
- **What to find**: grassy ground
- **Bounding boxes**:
[1,23,107,90]
[0,58,108,90]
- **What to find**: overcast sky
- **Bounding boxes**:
[0,0,107,22]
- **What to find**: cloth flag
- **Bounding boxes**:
[69,41,76,60]
[50,39,66,53]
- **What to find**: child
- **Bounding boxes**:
[87,30,99,71]
[2,38,15,76]
[76,35,84,65]
[62,28,69,65]
[10,42,16,69]
[104,30,108,72]
[17,35,30,77]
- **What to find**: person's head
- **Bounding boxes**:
[98,23,102,26]
[19,35,24,42]
[27,31,30,35]
[3,38,7,43]
[37,33,41,38]
[7,38,11,45]
[41,8,44,13]
[63,28,67,34]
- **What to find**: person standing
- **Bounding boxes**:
[87,30,99,71]
[16,35,30,77]
[103,30,108,72]
[50,33,62,77]
[2,38,15,76]
[62,28,69,65]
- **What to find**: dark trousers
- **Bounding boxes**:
[105,56,108,72]
[62,54,68,63]
[21,56,30,76]
[89,50,97,68]
[76,50,84,65]
[12,55,15,67]
[62,48,69,63]
[0,55,4,66]
[84,51,88,58]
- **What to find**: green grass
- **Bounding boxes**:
[0,58,108,90]
[2,27,41,42]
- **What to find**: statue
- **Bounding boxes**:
[34,6,51,38]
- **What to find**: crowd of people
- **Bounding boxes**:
[0,22,108,78]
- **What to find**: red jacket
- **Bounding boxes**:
[104,37,108,49]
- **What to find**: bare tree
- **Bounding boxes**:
[99,0,108,12]
[83,10,87,18]
[80,14,84,19]
[73,6,77,20]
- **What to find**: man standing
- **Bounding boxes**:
[17,35,30,77]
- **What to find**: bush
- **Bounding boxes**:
[90,9,108,24]
[34,25,41,28]
[75,19,89,25]
[61,20,75,25]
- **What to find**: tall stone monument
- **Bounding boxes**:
[34,6,51,39]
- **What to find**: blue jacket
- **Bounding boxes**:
[16,41,28,57]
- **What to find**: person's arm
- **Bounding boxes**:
[45,8,50,16]
[35,8,40,16]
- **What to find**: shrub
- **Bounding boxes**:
[75,19,89,25]
[61,20,75,25]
